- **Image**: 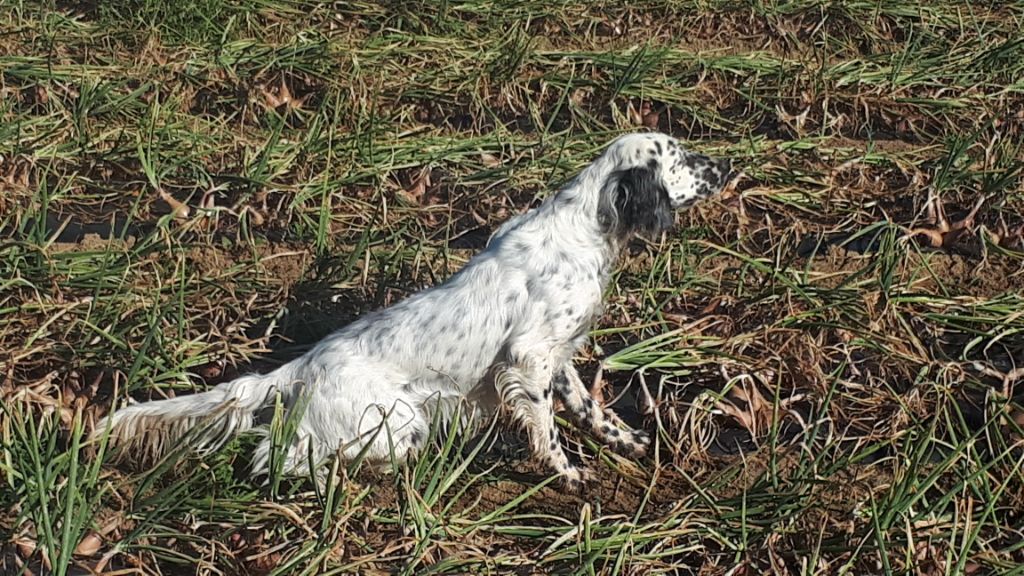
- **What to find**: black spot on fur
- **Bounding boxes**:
[654,141,662,155]
[410,430,424,446]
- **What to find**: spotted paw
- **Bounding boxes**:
[559,465,593,493]
[630,429,651,454]
[608,428,650,458]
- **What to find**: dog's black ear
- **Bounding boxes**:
[599,162,673,238]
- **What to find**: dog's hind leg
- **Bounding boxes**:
[250,360,432,478]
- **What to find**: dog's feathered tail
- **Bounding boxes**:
[95,370,293,464]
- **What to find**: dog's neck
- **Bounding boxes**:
[533,155,632,281]
[550,150,641,256]
[488,149,645,286]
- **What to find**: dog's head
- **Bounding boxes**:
[598,132,732,238]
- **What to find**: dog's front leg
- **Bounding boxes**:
[495,346,587,491]
[553,365,651,458]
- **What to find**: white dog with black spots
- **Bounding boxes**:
[98,131,733,489]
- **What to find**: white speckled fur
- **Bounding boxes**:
[97,132,732,488]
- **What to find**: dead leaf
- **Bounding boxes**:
[906,190,986,249]
[989,218,1024,250]
[246,206,266,226]
[33,84,48,106]
[480,152,502,168]
[15,537,36,559]
[157,188,190,219]
[642,103,661,129]
[74,531,103,557]
[713,367,784,437]
[399,167,432,204]
[596,20,623,37]
[260,78,307,112]
[198,359,226,380]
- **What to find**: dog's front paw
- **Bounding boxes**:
[608,428,650,458]
[559,465,593,493]
[627,428,651,456]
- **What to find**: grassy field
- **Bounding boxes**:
[2,0,1024,574]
